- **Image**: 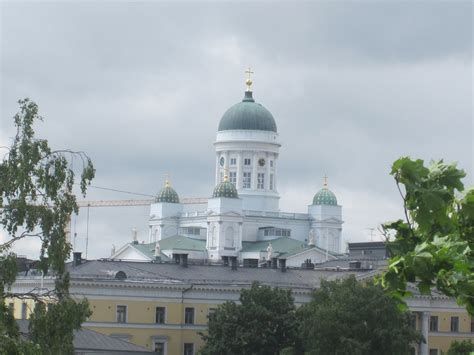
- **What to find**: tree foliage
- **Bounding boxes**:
[0,98,95,354]
[447,339,474,355]
[298,276,420,355]
[199,282,300,355]
[380,157,474,315]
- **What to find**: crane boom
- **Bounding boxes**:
[76,197,208,208]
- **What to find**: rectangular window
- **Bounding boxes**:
[155,307,166,324]
[21,303,27,320]
[257,173,265,189]
[116,305,127,323]
[429,350,438,355]
[243,172,251,189]
[184,343,194,355]
[208,308,217,320]
[409,313,417,330]
[269,174,274,190]
[154,341,165,355]
[184,307,194,324]
[229,171,237,186]
[429,316,438,332]
[270,160,274,167]
[450,316,459,332]
[244,158,251,166]
[230,158,237,166]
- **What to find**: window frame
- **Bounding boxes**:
[183,343,194,355]
[257,173,265,189]
[229,171,237,186]
[184,307,195,325]
[429,315,438,332]
[116,305,127,323]
[230,158,237,166]
[243,172,251,189]
[155,306,166,324]
[450,316,459,332]
[21,302,27,320]
[153,340,166,355]
[244,158,251,166]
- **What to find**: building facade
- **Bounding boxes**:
[113,78,343,266]
[9,259,474,355]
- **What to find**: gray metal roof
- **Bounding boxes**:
[16,320,151,354]
[66,259,370,289]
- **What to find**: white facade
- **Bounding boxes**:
[119,86,344,263]
[214,130,281,212]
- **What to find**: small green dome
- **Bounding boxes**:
[213,180,239,199]
[313,187,337,206]
[218,91,277,132]
[156,181,180,203]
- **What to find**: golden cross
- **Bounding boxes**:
[323,175,328,187]
[245,67,254,91]
[164,173,170,186]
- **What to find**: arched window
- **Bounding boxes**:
[225,227,234,247]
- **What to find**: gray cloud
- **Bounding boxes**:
[1,1,472,259]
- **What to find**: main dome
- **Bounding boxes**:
[218,91,277,132]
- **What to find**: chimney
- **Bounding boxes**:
[271,257,278,269]
[73,252,82,267]
[230,256,237,270]
[181,254,188,268]
[279,259,287,272]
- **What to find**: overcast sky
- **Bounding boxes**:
[1,1,472,260]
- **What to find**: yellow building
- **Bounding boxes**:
[9,257,474,355]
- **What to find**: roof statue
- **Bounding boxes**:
[308,229,316,246]
[111,244,116,257]
[267,242,274,260]
[132,228,138,242]
[154,242,161,257]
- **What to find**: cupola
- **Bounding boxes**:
[212,173,239,199]
[155,179,180,203]
[312,176,338,206]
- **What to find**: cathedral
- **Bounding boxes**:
[112,71,344,267]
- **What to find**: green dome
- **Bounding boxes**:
[156,181,180,203]
[213,180,239,199]
[313,187,337,206]
[218,91,277,132]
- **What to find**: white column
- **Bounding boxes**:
[273,157,278,192]
[265,152,271,190]
[236,151,243,189]
[224,151,229,178]
[252,151,258,190]
[215,153,220,185]
[420,312,429,355]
